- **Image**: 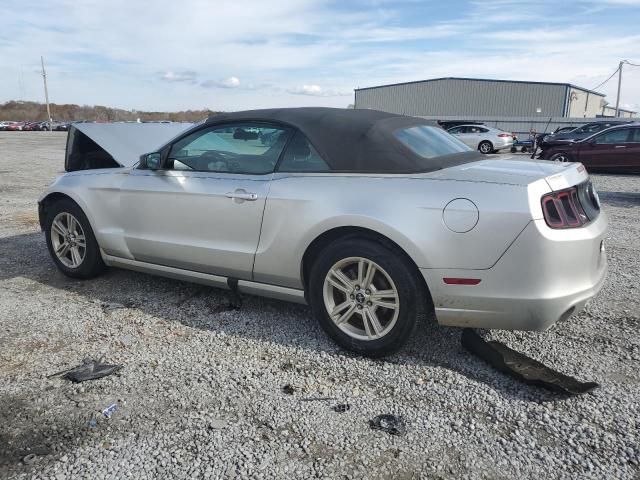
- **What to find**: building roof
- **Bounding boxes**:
[354,77,606,97]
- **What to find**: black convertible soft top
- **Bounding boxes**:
[204,107,481,173]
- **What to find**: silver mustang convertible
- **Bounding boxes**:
[38,108,607,356]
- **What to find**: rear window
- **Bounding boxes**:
[394,125,471,159]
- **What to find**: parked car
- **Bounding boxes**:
[38,108,607,356]
[53,122,70,131]
[540,123,640,173]
[447,124,513,153]
[0,121,16,131]
[437,120,484,131]
[541,121,632,147]
[22,121,41,131]
[6,121,25,131]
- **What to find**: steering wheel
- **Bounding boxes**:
[199,151,229,171]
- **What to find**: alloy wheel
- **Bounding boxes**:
[322,257,400,341]
[51,212,87,268]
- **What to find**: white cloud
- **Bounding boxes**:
[287,85,350,97]
[201,76,241,89]
[161,71,198,83]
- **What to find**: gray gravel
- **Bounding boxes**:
[1,132,639,479]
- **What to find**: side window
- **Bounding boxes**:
[594,128,631,144]
[478,127,489,133]
[630,129,640,143]
[277,131,330,172]
[167,123,291,174]
[448,127,462,134]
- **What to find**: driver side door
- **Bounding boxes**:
[119,122,292,280]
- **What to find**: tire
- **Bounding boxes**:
[478,141,493,154]
[308,238,428,357]
[44,199,106,279]
[510,146,517,153]
[550,152,572,163]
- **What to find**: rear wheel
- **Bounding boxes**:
[478,141,493,154]
[550,152,572,162]
[44,199,106,279]
[308,238,426,357]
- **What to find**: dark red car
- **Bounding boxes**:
[540,123,640,173]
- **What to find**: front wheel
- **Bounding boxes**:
[308,238,427,357]
[478,141,493,154]
[550,152,572,162]
[44,199,106,279]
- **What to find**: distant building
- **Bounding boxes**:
[354,77,611,118]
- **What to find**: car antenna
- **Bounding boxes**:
[531,117,552,159]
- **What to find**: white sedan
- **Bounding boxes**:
[447,124,514,153]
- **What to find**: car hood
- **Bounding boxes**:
[425,157,584,188]
[72,122,192,167]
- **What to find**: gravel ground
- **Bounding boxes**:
[1,132,639,479]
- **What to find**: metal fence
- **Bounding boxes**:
[417,115,633,137]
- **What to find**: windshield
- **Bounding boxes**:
[394,125,471,159]
[577,123,609,134]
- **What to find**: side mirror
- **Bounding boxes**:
[141,152,162,170]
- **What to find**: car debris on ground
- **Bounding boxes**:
[48,357,123,383]
[461,329,599,395]
[369,414,407,436]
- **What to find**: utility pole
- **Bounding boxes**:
[41,56,52,130]
[614,60,623,117]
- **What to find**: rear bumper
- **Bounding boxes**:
[493,138,514,151]
[422,213,608,330]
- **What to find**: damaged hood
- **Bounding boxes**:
[72,122,193,167]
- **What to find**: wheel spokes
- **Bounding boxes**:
[323,257,400,342]
[327,268,354,294]
[362,308,384,338]
[369,289,398,310]
[52,220,67,237]
[335,303,357,325]
[70,246,82,266]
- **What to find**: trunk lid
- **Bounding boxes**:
[428,156,589,191]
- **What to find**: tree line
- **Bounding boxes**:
[0,100,216,122]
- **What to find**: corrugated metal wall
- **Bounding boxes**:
[355,78,569,117]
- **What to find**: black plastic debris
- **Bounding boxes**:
[281,384,296,395]
[369,414,406,436]
[333,403,351,413]
[49,357,123,383]
[461,329,599,395]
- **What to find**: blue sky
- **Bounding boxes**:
[1,0,639,112]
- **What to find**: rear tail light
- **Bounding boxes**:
[541,187,589,229]
[497,133,512,138]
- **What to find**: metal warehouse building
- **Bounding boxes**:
[354,77,607,118]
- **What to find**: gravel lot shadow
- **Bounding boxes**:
[0,231,569,403]
[597,191,640,208]
[0,394,89,468]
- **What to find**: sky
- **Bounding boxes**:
[1,0,640,113]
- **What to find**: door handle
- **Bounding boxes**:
[225,189,258,201]
[614,145,627,149]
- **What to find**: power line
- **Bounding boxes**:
[590,66,620,91]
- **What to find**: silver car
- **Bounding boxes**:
[38,108,607,356]
[447,124,514,153]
